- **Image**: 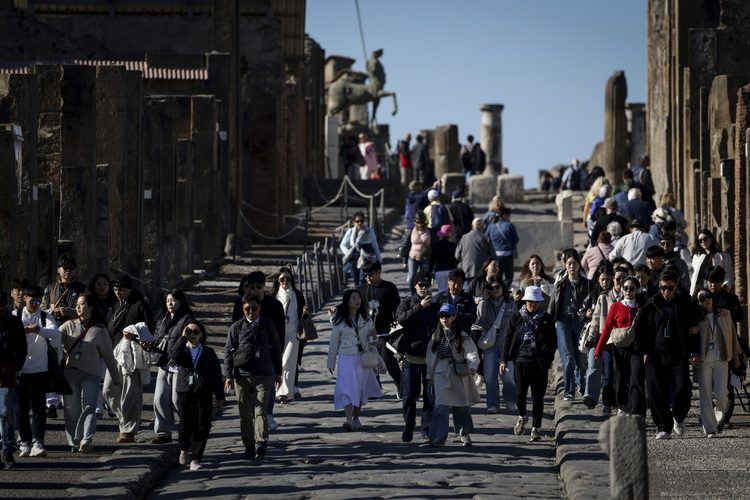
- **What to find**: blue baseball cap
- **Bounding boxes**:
[439,304,456,315]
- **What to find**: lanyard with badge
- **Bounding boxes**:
[707,314,718,351]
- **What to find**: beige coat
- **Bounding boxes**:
[697,308,741,363]
[426,331,480,407]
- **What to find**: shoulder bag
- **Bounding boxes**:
[477,302,506,350]
[608,308,640,348]
[61,325,91,369]
[298,318,318,341]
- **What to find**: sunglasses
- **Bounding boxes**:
[60,266,75,271]
[660,285,675,292]
[698,294,712,303]
[486,285,502,290]
[417,283,431,288]
[439,313,452,319]
[622,286,636,292]
[243,305,259,312]
[353,219,364,223]
[698,237,710,243]
[614,277,624,282]
[364,272,377,278]
[27,299,42,305]
[248,284,264,290]
[279,277,291,283]
[185,328,202,335]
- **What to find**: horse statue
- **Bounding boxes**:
[326,48,397,128]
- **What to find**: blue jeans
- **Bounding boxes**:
[63,368,101,447]
[430,405,474,441]
[407,258,429,297]
[585,348,601,401]
[0,387,16,451]
[401,360,433,435]
[483,340,515,409]
[556,316,588,396]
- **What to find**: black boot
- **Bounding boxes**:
[2,450,16,470]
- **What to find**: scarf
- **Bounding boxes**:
[520,305,546,342]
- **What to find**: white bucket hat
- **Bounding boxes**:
[521,286,543,302]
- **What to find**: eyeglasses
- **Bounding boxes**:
[353,219,364,223]
[487,285,502,290]
[248,284,264,290]
[27,299,42,306]
[243,305,259,312]
[279,277,291,283]
[622,286,636,292]
[439,313,452,319]
[185,328,202,335]
[698,294,712,303]
[660,285,675,292]
[698,238,710,243]
[659,241,674,247]
[614,277,624,282]
[417,283,431,288]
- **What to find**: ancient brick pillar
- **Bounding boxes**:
[734,85,750,342]
[603,71,628,184]
[190,95,219,263]
[0,73,39,284]
[479,104,503,176]
[626,103,646,170]
[176,139,196,279]
[433,124,459,179]
[0,126,18,292]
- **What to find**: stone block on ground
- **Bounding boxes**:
[496,174,523,203]
[598,415,648,500]
[440,172,466,203]
[469,174,495,207]
[514,220,571,270]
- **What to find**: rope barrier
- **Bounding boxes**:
[238,209,307,240]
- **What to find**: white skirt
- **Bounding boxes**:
[333,354,382,410]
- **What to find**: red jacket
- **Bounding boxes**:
[595,301,638,357]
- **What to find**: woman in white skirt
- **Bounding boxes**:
[270,267,308,404]
[327,289,381,431]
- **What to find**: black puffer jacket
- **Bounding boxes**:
[548,275,593,321]
[395,296,440,358]
[0,311,27,369]
[106,289,155,346]
[152,309,194,367]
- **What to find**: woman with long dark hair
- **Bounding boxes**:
[515,254,554,310]
[270,267,308,403]
[426,304,480,447]
[150,289,195,444]
[87,273,117,316]
[690,229,734,295]
[467,256,501,304]
[326,289,381,431]
[59,294,121,453]
[548,249,593,401]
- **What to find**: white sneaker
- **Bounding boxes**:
[474,374,485,388]
[18,442,31,457]
[268,415,279,431]
[30,442,47,457]
[189,460,202,470]
[715,410,724,425]
[616,409,626,416]
[514,416,528,436]
[673,418,685,436]
[530,427,541,441]
[79,440,93,453]
[352,418,364,431]
[655,431,670,440]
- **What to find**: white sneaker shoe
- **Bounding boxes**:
[18,442,31,457]
[268,415,279,431]
[352,418,364,431]
[30,442,47,457]
[673,418,685,436]
[189,460,202,470]
[530,427,541,441]
[473,374,485,388]
[514,416,528,436]
[655,431,671,440]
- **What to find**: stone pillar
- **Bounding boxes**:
[599,415,649,499]
[93,164,110,276]
[96,66,144,281]
[0,73,39,284]
[176,139,196,279]
[190,95,219,263]
[626,103,646,169]
[0,126,17,292]
[57,65,97,282]
[479,104,503,176]
[734,86,750,343]
[433,124,459,179]
[603,71,628,184]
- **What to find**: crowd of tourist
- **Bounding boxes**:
[0,154,746,475]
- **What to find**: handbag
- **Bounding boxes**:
[360,344,379,367]
[607,308,640,348]
[579,321,595,353]
[298,318,318,340]
[452,360,471,377]
[46,340,72,395]
[147,335,169,366]
[477,302,507,350]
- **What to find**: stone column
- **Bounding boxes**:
[626,103,646,169]
[433,124,458,179]
[190,95,219,262]
[0,126,17,292]
[479,104,504,176]
[176,139,196,279]
[603,71,628,184]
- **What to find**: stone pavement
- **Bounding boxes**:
[145,220,565,500]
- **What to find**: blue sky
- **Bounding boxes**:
[305,0,647,187]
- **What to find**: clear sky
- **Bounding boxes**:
[305,0,647,187]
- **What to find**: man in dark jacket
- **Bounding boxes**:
[246,271,285,431]
[589,199,629,247]
[433,269,477,335]
[447,190,474,242]
[107,273,155,347]
[42,253,87,327]
[411,134,429,183]
[634,270,699,439]
[455,217,494,288]
[105,273,156,443]
[0,291,27,469]
[358,261,402,398]
[224,292,282,461]
[395,270,439,443]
